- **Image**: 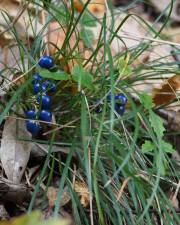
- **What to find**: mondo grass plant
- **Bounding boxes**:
[0,0,180,224]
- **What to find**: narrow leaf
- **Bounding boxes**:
[39,69,70,81]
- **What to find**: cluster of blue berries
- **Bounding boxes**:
[26,56,56,135]
[96,93,128,116]
[112,93,128,116]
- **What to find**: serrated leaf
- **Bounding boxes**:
[142,140,154,153]
[149,111,165,139]
[72,65,93,90]
[80,28,94,48]
[161,140,175,153]
[139,93,155,110]
[39,69,70,81]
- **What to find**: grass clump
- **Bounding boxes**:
[0,0,180,224]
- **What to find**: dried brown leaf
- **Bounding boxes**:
[74,181,90,207]
[47,186,71,208]
[153,75,180,106]
[0,118,32,184]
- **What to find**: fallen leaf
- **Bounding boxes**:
[153,75,180,106]
[0,1,42,39]
[74,181,90,207]
[0,118,32,184]
[47,186,71,208]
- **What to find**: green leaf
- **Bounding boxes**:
[118,57,132,77]
[80,12,96,27]
[161,140,175,153]
[142,140,154,153]
[139,93,155,110]
[80,28,94,48]
[39,69,70,81]
[149,111,165,139]
[72,65,93,90]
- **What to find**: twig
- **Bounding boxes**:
[120,31,180,47]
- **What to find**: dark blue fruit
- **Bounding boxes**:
[32,73,42,84]
[38,56,54,69]
[37,94,52,109]
[115,103,125,116]
[26,120,41,135]
[50,83,56,92]
[33,83,41,94]
[107,93,113,101]
[115,93,127,105]
[39,109,52,122]
[34,83,47,94]
[95,106,102,114]
[42,80,56,92]
[26,109,36,119]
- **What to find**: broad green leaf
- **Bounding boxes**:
[149,111,165,139]
[72,65,93,90]
[139,93,155,110]
[80,12,96,27]
[39,69,70,81]
[0,211,68,225]
[161,140,175,153]
[80,28,94,48]
[118,57,132,77]
[141,140,154,153]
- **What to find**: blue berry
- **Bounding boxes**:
[49,83,56,92]
[34,82,47,94]
[26,109,36,119]
[115,103,125,116]
[39,109,52,122]
[26,120,41,135]
[37,94,52,109]
[32,73,42,84]
[107,93,113,101]
[42,80,56,92]
[115,93,127,105]
[34,83,41,94]
[41,82,49,92]
[95,106,102,114]
[38,56,54,69]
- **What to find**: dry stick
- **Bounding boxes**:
[120,31,180,47]
[0,64,36,92]
[116,177,131,201]
[43,116,80,135]
[5,115,75,128]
